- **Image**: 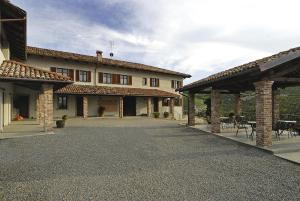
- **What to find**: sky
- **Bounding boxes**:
[11,0,300,83]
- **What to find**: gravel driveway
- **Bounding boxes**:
[0,118,299,201]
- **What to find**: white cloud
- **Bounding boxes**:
[12,0,300,83]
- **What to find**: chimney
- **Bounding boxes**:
[96,50,103,62]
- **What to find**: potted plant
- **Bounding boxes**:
[98,106,105,117]
[56,115,68,128]
[153,112,160,118]
[163,112,169,118]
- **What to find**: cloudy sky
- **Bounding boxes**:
[12,0,300,83]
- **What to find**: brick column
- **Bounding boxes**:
[272,90,280,128]
[39,92,45,126]
[147,97,151,117]
[170,98,175,119]
[83,96,88,118]
[254,81,274,147]
[234,93,241,115]
[41,84,54,132]
[211,89,221,133]
[119,97,124,118]
[188,91,195,126]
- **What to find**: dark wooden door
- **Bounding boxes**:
[153,97,159,112]
[123,96,136,116]
[76,96,84,117]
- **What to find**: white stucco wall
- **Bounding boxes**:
[53,95,76,118]
[25,55,185,119]
[0,83,13,128]
[136,97,148,115]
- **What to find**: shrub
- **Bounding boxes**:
[153,112,160,118]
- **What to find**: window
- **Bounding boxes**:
[171,80,182,89]
[150,78,159,87]
[57,68,69,77]
[79,71,88,82]
[120,75,129,85]
[162,98,170,106]
[57,95,68,109]
[103,73,112,84]
[142,78,147,86]
[174,98,182,106]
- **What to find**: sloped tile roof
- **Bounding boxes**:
[179,47,300,91]
[55,84,179,98]
[26,46,191,78]
[0,60,72,82]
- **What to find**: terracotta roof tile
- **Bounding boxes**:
[26,46,191,78]
[0,60,72,82]
[55,84,179,98]
[180,47,300,91]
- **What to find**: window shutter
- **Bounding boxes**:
[50,67,56,72]
[128,75,132,85]
[116,74,120,84]
[87,71,92,82]
[76,70,79,81]
[150,78,153,87]
[171,80,175,88]
[68,69,74,81]
[157,79,160,87]
[98,72,103,83]
[112,74,117,84]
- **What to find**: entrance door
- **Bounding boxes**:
[123,96,136,116]
[153,97,159,112]
[76,96,84,117]
[13,95,29,118]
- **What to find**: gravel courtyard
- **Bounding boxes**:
[0,118,299,201]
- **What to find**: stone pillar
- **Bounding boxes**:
[41,84,54,132]
[39,92,44,126]
[119,97,124,118]
[83,96,88,118]
[272,90,280,128]
[211,89,221,133]
[254,81,274,147]
[234,93,241,115]
[147,97,151,117]
[36,93,40,123]
[188,91,195,126]
[170,98,175,119]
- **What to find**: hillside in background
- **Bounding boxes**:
[183,86,300,120]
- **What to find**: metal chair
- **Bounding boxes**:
[235,116,248,137]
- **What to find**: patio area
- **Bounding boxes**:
[0,119,53,139]
[193,123,300,163]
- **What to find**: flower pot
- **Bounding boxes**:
[56,120,65,128]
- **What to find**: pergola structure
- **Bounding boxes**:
[178,47,300,147]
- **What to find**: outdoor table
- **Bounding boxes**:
[276,120,297,138]
[247,121,256,140]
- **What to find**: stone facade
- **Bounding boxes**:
[170,98,175,119]
[83,96,88,118]
[147,97,151,117]
[211,90,221,133]
[41,84,54,131]
[119,97,124,118]
[254,80,274,147]
[188,92,195,126]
